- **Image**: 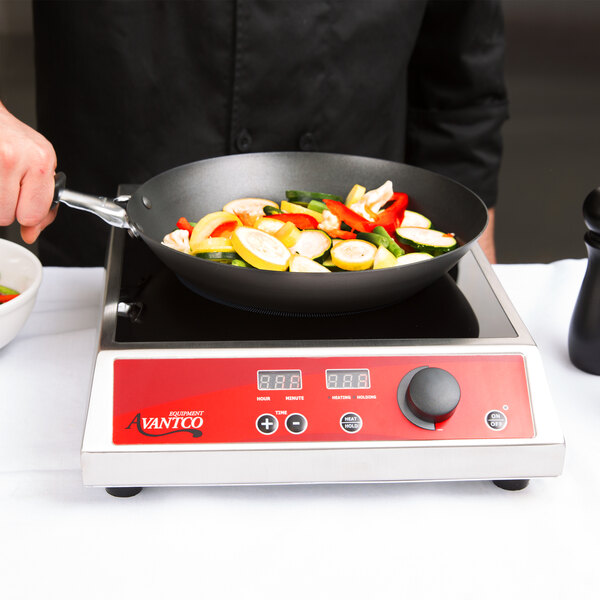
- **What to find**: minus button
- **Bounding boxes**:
[285,413,307,434]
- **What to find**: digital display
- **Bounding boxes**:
[257,370,302,390]
[326,369,371,389]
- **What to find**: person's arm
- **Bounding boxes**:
[0,101,58,244]
[405,0,508,264]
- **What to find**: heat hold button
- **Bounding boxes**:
[340,412,363,434]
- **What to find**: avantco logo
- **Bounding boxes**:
[126,410,204,438]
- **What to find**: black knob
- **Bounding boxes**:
[568,187,600,375]
[406,367,461,423]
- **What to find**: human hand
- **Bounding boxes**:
[0,101,58,244]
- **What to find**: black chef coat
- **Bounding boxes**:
[33,0,508,266]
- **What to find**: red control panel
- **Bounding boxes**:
[112,354,534,445]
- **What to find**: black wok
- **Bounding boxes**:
[55,152,488,315]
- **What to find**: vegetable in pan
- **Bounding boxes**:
[161,181,457,271]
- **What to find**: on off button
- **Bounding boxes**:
[485,410,507,431]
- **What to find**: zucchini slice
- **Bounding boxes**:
[329,239,377,271]
[395,227,457,256]
[290,229,332,261]
[396,252,434,265]
[285,190,343,204]
[400,210,432,229]
[320,256,343,271]
[289,255,331,273]
[194,237,240,263]
[231,227,291,271]
[196,251,240,262]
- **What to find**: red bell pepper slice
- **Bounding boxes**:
[0,294,19,303]
[322,199,372,233]
[264,213,319,229]
[176,217,195,235]
[371,193,409,235]
[210,221,238,237]
[326,229,357,240]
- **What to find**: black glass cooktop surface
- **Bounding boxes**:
[110,230,517,345]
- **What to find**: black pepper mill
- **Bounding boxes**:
[568,187,600,375]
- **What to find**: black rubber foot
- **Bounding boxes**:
[492,479,530,491]
[106,487,143,498]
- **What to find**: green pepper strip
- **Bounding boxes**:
[0,285,19,295]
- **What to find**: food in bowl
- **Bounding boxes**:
[161,181,456,272]
[0,239,43,349]
[0,284,20,304]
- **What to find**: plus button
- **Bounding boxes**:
[256,414,279,435]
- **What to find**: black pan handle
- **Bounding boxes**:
[53,171,67,205]
[52,171,136,233]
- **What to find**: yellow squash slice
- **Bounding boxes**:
[191,237,235,253]
[274,221,302,247]
[255,217,285,235]
[345,184,366,207]
[373,245,398,269]
[189,211,241,253]
[223,198,279,226]
[280,200,324,223]
[231,227,291,271]
[329,239,377,271]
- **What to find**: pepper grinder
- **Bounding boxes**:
[568,187,600,375]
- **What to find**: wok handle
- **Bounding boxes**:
[53,171,136,232]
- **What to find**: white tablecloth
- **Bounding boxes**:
[1,260,598,600]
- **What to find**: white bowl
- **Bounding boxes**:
[0,238,43,349]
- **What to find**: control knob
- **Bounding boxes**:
[398,367,461,430]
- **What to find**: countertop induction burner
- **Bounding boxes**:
[81,212,564,497]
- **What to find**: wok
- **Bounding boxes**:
[54,152,488,315]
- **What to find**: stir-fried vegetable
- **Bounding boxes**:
[0,284,20,304]
[161,181,456,272]
[231,227,291,271]
[330,239,377,271]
